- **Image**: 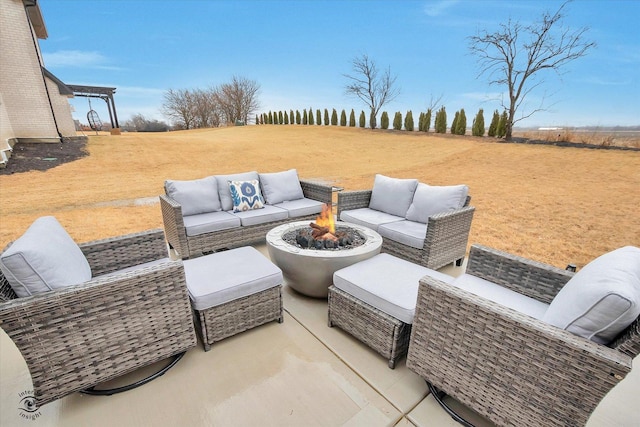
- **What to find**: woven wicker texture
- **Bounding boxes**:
[0,229,197,407]
[337,190,475,270]
[161,179,333,259]
[407,244,637,427]
[195,285,283,351]
[328,285,411,369]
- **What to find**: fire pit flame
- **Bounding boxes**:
[314,203,335,234]
[286,206,363,250]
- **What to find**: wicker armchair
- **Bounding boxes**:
[407,244,639,427]
[0,229,197,407]
[161,179,333,259]
[337,190,475,269]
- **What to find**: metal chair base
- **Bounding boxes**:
[427,381,475,427]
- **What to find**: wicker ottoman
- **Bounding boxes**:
[183,247,283,351]
[328,253,454,368]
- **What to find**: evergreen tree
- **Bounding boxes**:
[359,110,366,127]
[302,109,308,125]
[456,108,467,135]
[268,111,273,124]
[404,110,414,131]
[497,110,508,138]
[451,111,459,134]
[380,111,389,129]
[435,107,447,133]
[369,112,377,129]
[324,109,330,125]
[424,108,432,132]
[308,108,314,125]
[295,110,301,125]
[290,110,295,124]
[472,108,485,136]
[316,109,321,125]
[393,111,402,130]
[278,111,284,125]
[331,109,338,125]
[283,111,289,125]
[338,110,345,126]
[488,110,499,137]
[349,109,356,127]
[418,112,425,132]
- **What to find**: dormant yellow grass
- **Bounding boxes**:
[1,126,638,269]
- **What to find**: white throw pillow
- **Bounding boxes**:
[0,216,92,298]
[368,174,418,217]
[405,183,469,223]
[165,176,221,216]
[259,169,304,204]
[229,180,265,212]
[542,246,640,344]
[215,171,259,211]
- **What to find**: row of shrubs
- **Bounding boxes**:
[257,108,509,137]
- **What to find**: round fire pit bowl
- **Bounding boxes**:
[266,221,382,298]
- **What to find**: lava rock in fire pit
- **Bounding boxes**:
[284,225,366,251]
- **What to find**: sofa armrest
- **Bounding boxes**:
[407,275,632,427]
[300,179,333,204]
[467,244,573,304]
[159,194,189,258]
[0,260,197,407]
[337,190,372,216]
[421,206,475,267]
[79,228,167,276]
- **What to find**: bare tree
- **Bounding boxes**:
[161,88,197,129]
[192,88,221,128]
[215,76,261,124]
[344,54,400,129]
[468,1,594,140]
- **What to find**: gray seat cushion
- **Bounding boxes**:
[184,246,283,310]
[0,216,92,297]
[274,198,324,218]
[378,220,427,249]
[543,246,640,344]
[333,253,454,324]
[339,207,403,231]
[230,205,288,226]
[452,274,549,320]
[183,211,241,237]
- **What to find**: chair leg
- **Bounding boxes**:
[81,352,187,396]
[455,257,464,267]
[427,381,475,427]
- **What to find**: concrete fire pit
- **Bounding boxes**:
[266,221,382,298]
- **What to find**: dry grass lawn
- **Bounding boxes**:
[1,126,638,269]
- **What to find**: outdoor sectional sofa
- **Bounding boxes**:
[337,174,475,270]
[160,169,333,259]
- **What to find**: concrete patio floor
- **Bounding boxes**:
[1,244,638,426]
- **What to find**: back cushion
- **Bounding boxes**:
[368,174,418,217]
[405,183,469,223]
[0,216,92,298]
[259,169,304,204]
[215,171,259,211]
[165,176,221,216]
[543,246,640,344]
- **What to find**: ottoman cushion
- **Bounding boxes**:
[333,253,454,324]
[184,246,283,310]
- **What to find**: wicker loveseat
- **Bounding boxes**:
[0,218,197,407]
[407,244,640,427]
[160,169,333,259]
[337,174,475,270]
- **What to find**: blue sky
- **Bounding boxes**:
[39,0,639,128]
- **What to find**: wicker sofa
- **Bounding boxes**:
[160,169,333,259]
[407,244,640,427]
[337,174,475,269]
[0,218,197,407]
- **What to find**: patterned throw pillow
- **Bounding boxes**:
[228,180,265,212]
